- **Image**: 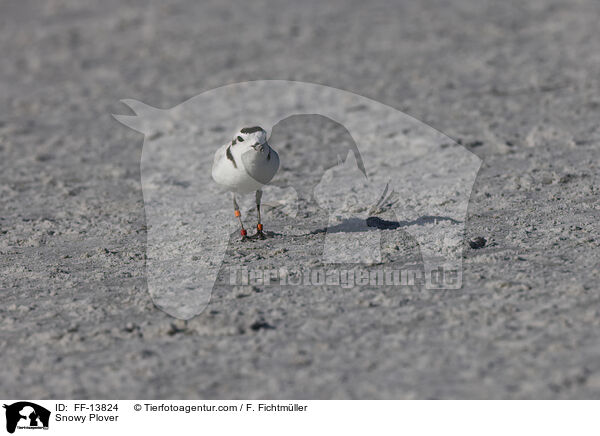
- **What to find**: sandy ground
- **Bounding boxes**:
[1,0,599,399]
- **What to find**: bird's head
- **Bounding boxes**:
[232,126,268,153]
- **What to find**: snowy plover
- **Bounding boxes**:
[212,126,280,241]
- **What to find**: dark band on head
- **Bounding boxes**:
[240,126,265,134]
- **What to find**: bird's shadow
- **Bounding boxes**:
[310,215,460,234]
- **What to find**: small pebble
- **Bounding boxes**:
[469,237,486,249]
[250,320,275,331]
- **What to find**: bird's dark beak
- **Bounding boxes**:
[252,142,264,152]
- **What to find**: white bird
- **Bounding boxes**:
[212,126,280,241]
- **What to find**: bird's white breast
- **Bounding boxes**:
[212,143,279,194]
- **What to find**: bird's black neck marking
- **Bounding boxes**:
[226,145,237,168]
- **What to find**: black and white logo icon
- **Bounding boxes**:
[3,402,50,434]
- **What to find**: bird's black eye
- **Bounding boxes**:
[237,136,244,142]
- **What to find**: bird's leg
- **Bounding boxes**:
[253,189,266,239]
[233,193,249,241]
